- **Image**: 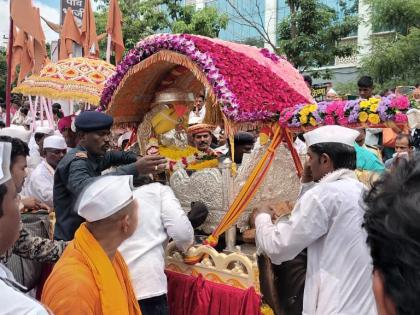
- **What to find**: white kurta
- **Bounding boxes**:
[23,160,55,208]
[0,264,49,314]
[119,182,194,300]
[255,169,376,315]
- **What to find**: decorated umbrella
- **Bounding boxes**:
[100,33,313,247]
[13,57,115,130]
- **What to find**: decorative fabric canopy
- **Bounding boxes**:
[101,33,312,125]
[13,57,116,106]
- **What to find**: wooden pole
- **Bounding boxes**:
[106,33,112,63]
[5,17,14,127]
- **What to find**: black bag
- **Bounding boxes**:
[5,211,50,291]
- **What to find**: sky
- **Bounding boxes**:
[0,0,99,48]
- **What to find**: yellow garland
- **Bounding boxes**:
[12,86,100,105]
[186,159,219,170]
[158,145,199,160]
[260,304,274,315]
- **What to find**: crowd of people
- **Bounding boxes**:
[0,75,418,315]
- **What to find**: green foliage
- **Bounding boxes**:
[362,27,420,85]
[361,0,420,86]
[278,0,358,79]
[172,6,228,38]
[367,0,420,35]
[94,0,228,59]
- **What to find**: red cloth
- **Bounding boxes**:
[36,263,54,300]
[166,270,261,315]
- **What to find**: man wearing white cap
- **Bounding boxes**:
[0,141,50,314]
[42,175,141,315]
[23,135,67,208]
[27,127,54,172]
[254,125,376,315]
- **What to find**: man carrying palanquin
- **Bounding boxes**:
[254,125,376,315]
[42,175,141,315]
[53,111,167,241]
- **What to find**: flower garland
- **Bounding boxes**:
[100,34,309,122]
[159,145,219,171]
[280,95,410,129]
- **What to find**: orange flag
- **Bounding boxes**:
[33,7,47,74]
[10,0,46,79]
[106,0,125,64]
[11,0,45,44]
[10,27,23,83]
[81,0,99,57]
[60,8,82,60]
[17,32,35,84]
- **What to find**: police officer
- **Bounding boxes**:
[53,111,167,241]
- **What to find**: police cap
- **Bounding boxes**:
[75,111,113,132]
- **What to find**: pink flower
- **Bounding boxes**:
[337,116,348,125]
[391,96,409,110]
[325,115,335,125]
[394,113,408,123]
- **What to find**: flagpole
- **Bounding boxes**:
[106,33,111,63]
[5,16,14,127]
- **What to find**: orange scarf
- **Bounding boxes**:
[73,224,141,315]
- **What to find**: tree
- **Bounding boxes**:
[227,0,358,79]
[278,0,358,79]
[94,0,228,58]
[361,0,420,86]
[172,6,228,38]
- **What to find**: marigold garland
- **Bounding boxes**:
[159,145,219,171]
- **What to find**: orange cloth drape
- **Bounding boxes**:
[81,0,99,57]
[107,0,125,64]
[60,8,81,60]
[205,125,303,246]
[41,224,141,315]
[10,0,47,82]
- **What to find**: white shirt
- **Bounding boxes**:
[0,264,49,314]
[188,106,206,124]
[22,160,55,208]
[255,170,376,315]
[119,183,194,300]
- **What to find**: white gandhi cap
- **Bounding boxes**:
[0,142,12,185]
[303,125,359,147]
[43,135,67,150]
[77,175,134,222]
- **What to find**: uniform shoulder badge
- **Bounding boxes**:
[75,152,88,159]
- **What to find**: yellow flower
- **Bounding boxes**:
[370,103,379,112]
[369,97,380,104]
[359,111,368,122]
[308,104,317,112]
[368,113,380,124]
[360,100,370,109]
[299,114,308,124]
[300,108,310,116]
[309,117,317,126]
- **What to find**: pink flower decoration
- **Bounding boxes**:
[100,33,309,122]
[395,113,408,123]
[391,96,410,110]
[325,115,335,125]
